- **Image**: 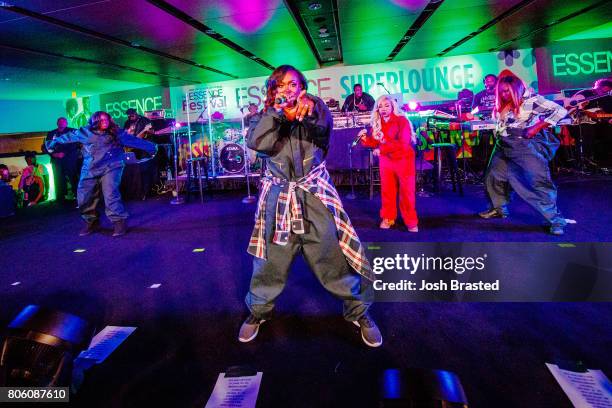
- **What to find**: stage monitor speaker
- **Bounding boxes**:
[0,305,93,387]
[379,368,469,407]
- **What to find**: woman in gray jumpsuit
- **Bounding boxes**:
[48,111,156,237]
[238,65,382,347]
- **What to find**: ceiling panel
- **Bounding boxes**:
[448,0,612,55]
[396,0,526,60]
[163,0,318,70]
[339,0,429,65]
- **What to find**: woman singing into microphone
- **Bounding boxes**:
[359,95,418,231]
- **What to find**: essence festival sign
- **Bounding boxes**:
[171,48,537,121]
[535,39,612,93]
[100,86,171,120]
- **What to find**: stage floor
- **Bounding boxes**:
[1,175,611,407]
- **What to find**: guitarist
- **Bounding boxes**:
[123,108,152,138]
[567,78,612,166]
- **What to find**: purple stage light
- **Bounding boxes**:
[408,101,419,111]
[222,0,280,33]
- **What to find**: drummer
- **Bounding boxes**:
[244,103,262,126]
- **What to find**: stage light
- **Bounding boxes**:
[408,101,419,111]
[308,2,322,11]
[0,305,93,387]
[379,368,468,407]
[175,122,182,129]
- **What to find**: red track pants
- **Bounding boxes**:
[379,155,418,228]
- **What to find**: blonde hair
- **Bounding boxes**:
[494,70,527,117]
[370,95,415,144]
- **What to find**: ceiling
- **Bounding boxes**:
[0,0,610,100]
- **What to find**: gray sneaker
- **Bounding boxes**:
[238,315,265,343]
[353,314,383,347]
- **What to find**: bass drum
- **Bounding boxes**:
[220,143,245,173]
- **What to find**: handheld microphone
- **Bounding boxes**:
[275,95,287,105]
[351,130,366,147]
[376,82,384,86]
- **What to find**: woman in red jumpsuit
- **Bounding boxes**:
[359,95,418,231]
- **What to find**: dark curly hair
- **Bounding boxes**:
[263,65,308,110]
[88,111,121,146]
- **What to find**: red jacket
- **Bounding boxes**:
[361,113,414,160]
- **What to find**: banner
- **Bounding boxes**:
[64,96,93,129]
[171,48,538,122]
[99,86,171,122]
[535,38,612,94]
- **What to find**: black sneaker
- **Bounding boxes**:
[353,314,383,348]
[238,315,265,343]
[478,208,508,219]
[112,220,127,237]
[79,220,99,236]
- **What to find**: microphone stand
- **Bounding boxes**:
[455,101,468,183]
[346,141,356,200]
[241,109,256,204]
[377,83,391,95]
[170,119,185,205]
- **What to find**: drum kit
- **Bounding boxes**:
[214,128,258,175]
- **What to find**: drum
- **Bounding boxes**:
[220,143,245,173]
[223,128,242,142]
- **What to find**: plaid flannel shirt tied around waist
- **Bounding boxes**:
[247,162,374,281]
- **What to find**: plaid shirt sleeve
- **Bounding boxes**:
[530,95,568,126]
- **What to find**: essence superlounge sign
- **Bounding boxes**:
[535,38,612,93]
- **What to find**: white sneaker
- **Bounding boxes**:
[238,315,265,343]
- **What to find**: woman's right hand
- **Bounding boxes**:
[373,148,380,157]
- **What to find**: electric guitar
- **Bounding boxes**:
[564,90,612,125]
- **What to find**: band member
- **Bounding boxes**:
[47,111,157,237]
[359,95,418,232]
[457,88,475,118]
[479,70,568,235]
[341,83,375,113]
[566,78,612,166]
[123,108,152,138]
[473,74,498,117]
[243,102,262,127]
[43,117,80,204]
[240,65,381,347]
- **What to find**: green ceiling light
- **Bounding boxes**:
[308,3,322,11]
